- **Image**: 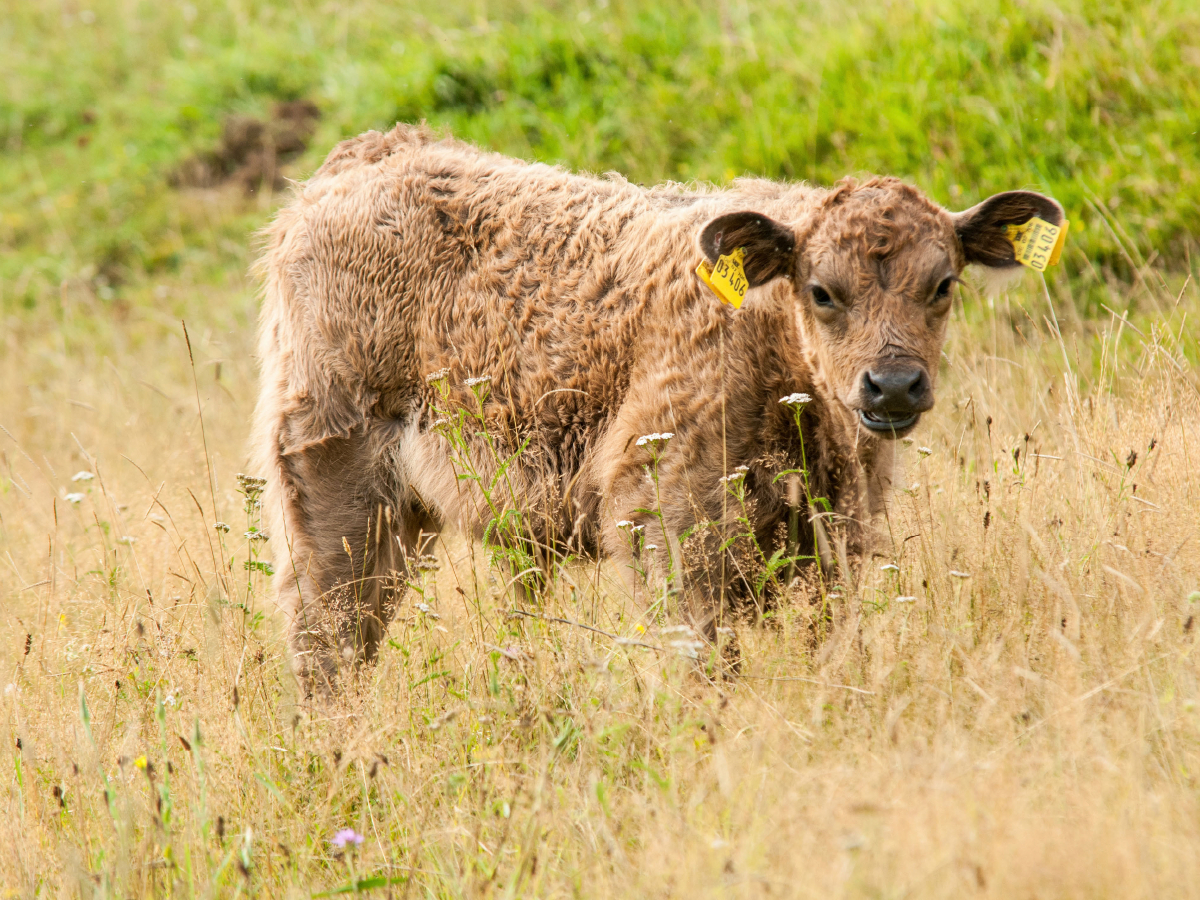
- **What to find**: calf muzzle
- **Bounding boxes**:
[854,362,933,436]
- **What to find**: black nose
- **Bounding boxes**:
[862,365,932,413]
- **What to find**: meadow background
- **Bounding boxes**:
[2,0,1200,896]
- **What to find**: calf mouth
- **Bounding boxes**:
[857,409,920,436]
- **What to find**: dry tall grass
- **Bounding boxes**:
[2,266,1199,897]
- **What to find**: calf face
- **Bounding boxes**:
[701,180,1063,438]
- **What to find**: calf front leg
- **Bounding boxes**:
[268,423,433,695]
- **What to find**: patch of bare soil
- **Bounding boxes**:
[174,99,320,192]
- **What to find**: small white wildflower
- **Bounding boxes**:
[245,531,269,542]
[431,416,452,430]
[615,637,651,647]
[429,710,457,730]
[669,639,704,659]
[735,464,749,473]
[616,520,635,529]
[214,521,230,533]
[949,570,972,579]
[71,471,94,483]
[720,471,745,485]
[880,563,900,572]
[917,446,933,458]
[425,367,451,384]
[780,392,813,407]
[415,602,441,619]
[65,492,85,504]
[894,596,917,603]
[117,536,136,545]
[464,375,491,388]
[659,625,697,637]
[629,524,645,534]
[164,693,177,707]
[636,432,673,448]
[643,543,658,551]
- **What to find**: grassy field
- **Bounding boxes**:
[3,0,1200,896]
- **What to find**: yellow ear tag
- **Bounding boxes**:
[1005,216,1069,272]
[697,247,749,309]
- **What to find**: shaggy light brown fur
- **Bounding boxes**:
[252,123,1061,690]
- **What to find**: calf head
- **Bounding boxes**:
[700,179,1064,438]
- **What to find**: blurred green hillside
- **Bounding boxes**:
[2,0,1197,317]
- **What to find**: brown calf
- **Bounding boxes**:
[252,124,1062,690]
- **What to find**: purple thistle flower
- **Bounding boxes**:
[331,828,365,849]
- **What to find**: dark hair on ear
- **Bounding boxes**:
[698,211,796,287]
[954,191,1065,268]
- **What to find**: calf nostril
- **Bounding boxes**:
[865,368,926,408]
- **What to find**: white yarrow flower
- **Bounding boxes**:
[464,375,491,388]
[895,596,917,603]
[65,492,85,504]
[949,570,972,579]
[669,639,705,659]
[636,432,673,447]
[780,392,813,407]
[71,471,94,482]
[659,625,697,637]
[917,446,933,457]
[425,367,451,384]
[616,520,635,528]
[880,563,899,572]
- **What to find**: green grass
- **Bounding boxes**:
[2,0,1198,317]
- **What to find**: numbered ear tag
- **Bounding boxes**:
[1005,217,1069,271]
[697,247,749,309]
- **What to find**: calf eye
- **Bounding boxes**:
[934,277,954,300]
[811,285,834,308]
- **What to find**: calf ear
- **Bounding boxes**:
[699,211,796,287]
[954,190,1065,268]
